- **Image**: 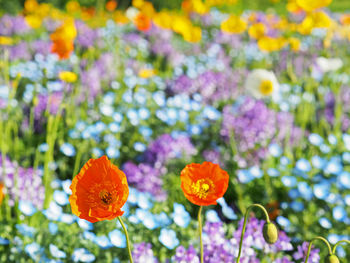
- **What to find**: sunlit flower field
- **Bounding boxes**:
[0,0,350,262]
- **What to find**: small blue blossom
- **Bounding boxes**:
[319,217,332,229]
[77,219,93,231]
[16,224,36,238]
[48,223,58,235]
[53,190,69,206]
[60,143,76,157]
[71,248,95,263]
[268,143,282,157]
[159,229,179,249]
[93,235,113,249]
[18,200,37,216]
[337,171,350,189]
[49,244,66,258]
[333,206,346,222]
[25,242,42,261]
[308,133,324,146]
[173,203,191,228]
[0,237,9,245]
[206,210,221,223]
[281,176,297,187]
[109,229,126,248]
[295,159,311,172]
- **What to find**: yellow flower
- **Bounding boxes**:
[132,0,144,8]
[59,71,78,83]
[140,2,155,18]
[289,37,301,51]
[172,16,192,35]
[298,11,332,35]
[113,11,129,24]
[25,15,42,29]
[296,0,332,12]
[66,1,81,13]
[248,23,266,39]
[0,36,14,46]
[191,0,209,15]
[153,11,173,29]
[182,26,202,43]
[50,18,77,41]
[221,15,247,34]
[138,68,156,78]
[25,0,39,12]
[258,36,287,52]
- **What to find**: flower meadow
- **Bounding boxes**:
[1,0,350,262]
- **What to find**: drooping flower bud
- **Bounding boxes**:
[324,254,340,263]
[263,222,278,244]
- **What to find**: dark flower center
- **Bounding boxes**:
[99,190,114,205]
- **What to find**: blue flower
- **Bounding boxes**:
[0,237,9,245]
[313,182,330,200]
[268,143,282,157]
[16,224,36,238]
[276,216,291,232]
[308,133,323,146]
[18,200,37,216]
[237,169,254,183]
[267,168,280,177]
[134,142,146,152]
[77,219,93,231]
[60,143,76,157]
[61,179,72,195]
[58,213,75,224]
[25,242,42,260]
[319,217,332,229]
[295,159,311,172]
[71,248,95,263]
[297,182,313,201]
[159,229,179,249]
[281,176,297,187]
[206,210,221,223]
[108,229,126,248]
[333,206,346,222]
[137,192,153,209]
[173,203,191,228]
[342,134,350,150]
[290,201,304,212]
[311,156,326,169]
[48,223,58,235]
[155,212,171,227]
[249,166,263,178]
[93,235,113,249]
[53,190,69,206]
[42,202,62,221]
[106,147,120,159]
[337,171,350,189]
[49,244,66,258]
[83,231,96,242]
[324,157,342,175]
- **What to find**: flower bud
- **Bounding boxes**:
[324,254,340,263]
[263,222,278,244]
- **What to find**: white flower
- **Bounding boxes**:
[244,69,279,99]
[316,57,343,73]
[125,7,139,20]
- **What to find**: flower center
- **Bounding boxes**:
[259,80,273,95]
[191,179,212,199]
[99,190,114,205]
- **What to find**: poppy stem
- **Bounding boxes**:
[332,239,350,254]
[198,206,204,263]
[236,204,270,263]
[117,216,134,263]
[304,236,332,263]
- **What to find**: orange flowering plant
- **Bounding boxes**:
[69,156,133,262]
[180,161,229,263]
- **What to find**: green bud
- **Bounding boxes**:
[324,254,340,263]
[263,222,278,244]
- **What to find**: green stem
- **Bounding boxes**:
[304,236,332,263]
[117,216,133,263]
[236,204,270,263]
[332,240,350,254]
[198,206,203,263]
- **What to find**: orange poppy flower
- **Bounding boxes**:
[180,162,229,206]
[106,0,117,11]
[69,156,129,223]
[51,39,74,60]
[0,183,4,205]
[134,13,152,32]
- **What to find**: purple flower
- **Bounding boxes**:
[0,156,45,209]
[132,242,158,263]
[172,245,200,263]
[34,92,63,120]
[9,42,31,61]
[293,242,320,263]
[0,15,30,36]
[75,20,98,48]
